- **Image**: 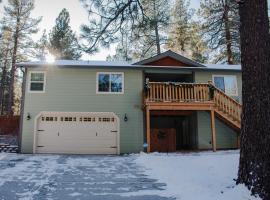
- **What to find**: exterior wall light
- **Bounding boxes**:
[26,113,31,120]
[124,114,128,122]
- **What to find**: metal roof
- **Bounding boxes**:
[16,51,241,71]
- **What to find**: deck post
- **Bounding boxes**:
[146,107,151,153]
[210,109,217,152]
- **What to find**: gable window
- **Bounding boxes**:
[213,75,238,96]
[29,72,45,93]
[97,72,124,94]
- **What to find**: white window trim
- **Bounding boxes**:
[96,72,124,94]
[28,71,46,93]
[212,75,238,96]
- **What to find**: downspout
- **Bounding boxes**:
[18,67,27,153]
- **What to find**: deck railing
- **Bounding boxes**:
[145,82,211,102]
[145,82,242,123]
[212,85,242,123]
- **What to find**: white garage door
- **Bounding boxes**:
[35,112,119,154]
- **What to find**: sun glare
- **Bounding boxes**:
[46,54,55,63]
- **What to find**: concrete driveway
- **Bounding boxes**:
[0,154,174,200]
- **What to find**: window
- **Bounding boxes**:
[98,117,112,122]
[29,72,45,92]
[41,116,57,122]
[213,75,238,96]
[97,72,124,94]
[60,117,76,122]
[81,117,95,122]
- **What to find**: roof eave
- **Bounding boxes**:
[16,63,241,71]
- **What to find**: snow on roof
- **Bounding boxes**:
[17,60,132,67]
[16,60,241,71]
[204,64,241,70]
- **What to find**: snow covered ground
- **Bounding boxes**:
[0,151,260,200]
[135,150,260,200]
[0,154,6,161]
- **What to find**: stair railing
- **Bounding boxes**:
[209,83,242,123]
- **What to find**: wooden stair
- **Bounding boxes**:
[214,109,241,131]
[144,81,242,152]
[144,81,242,131]
[211,84,241,131]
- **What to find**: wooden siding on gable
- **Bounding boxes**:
[146,56,193,67]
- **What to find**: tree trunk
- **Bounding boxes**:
[7,12,20,116]
[237,0,270,199]
[0,51,8,115]
[8,43,18,116]
[154,23,161,54]
[153,0,161,55]
[223,1,233,64]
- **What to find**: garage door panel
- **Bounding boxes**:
[37,133,117,141]
[37,146,117,154]
[37,139,117,146]
[36,112,119,154]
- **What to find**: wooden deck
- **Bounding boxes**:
[144,81,242,152]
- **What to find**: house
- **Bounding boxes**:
[17,50,242,154]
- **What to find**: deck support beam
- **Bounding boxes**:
[146,107,151,153]
[210,109,217,152]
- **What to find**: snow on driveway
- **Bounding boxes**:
[0,154,7,161]
[0,153,172,200]
[135,150,261,200]
[0,151,260,200]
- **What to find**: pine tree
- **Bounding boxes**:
[189,23,209,63]
[135,0,170,55]
[199,0,240,64]
[80,0,170,56]
[107,31,133,62]
[80,0,139,54]
[49,8,81,60]
[1,0,41,115]
[167,0,209,63]
[167,0,193,54]
[35,30,48,61]
[0,29,12,115]
[237,0,270,199]
[131,35,158,59]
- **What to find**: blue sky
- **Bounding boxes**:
[0,0,201,60]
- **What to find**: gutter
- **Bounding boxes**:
[16,63,242,72]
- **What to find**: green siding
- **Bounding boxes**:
[194,71,240,149]
[21,67,144,154]
[194,70,242,102]
[197,111,238,149]
[21,66,242,153]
